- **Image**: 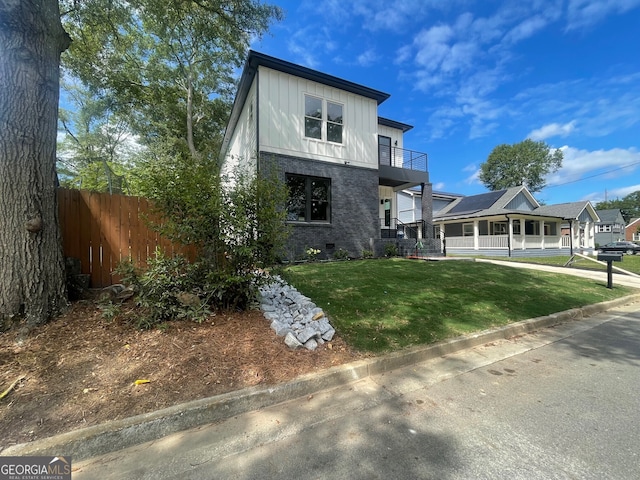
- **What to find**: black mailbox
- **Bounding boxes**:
[597,253,623,262]
[598,252,622,289]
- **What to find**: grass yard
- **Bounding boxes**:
[281,258,634,353]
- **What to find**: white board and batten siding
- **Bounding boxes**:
[224,80,258,180]
[377,124,404,149]
[258,66,380,169]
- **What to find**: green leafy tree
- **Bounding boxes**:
[479,139,563,192]
[596,190,640,223]
[58,81,140,193]
[125,153,289,322]
[61,0,284,161]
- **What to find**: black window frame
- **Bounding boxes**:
[286,174,331,223]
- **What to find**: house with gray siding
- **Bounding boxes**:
[433,186,599,257]
[220,51,436,259]
[594,209,626,246]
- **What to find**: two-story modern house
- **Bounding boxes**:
[220,51,436,260]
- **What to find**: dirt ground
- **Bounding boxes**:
[0,298,364,450]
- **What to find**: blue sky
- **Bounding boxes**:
[250,0,640,205]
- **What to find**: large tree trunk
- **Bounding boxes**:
[0,0,71,331]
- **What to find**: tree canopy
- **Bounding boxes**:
[596,191,640,223]
[479,139,563,193]
[60,0,283,164]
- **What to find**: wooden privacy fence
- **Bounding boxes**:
[58,189,198,288]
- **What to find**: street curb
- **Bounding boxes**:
[5,293,640,461]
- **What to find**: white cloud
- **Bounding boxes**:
[528,121,577,140]
[433,182,446,191]
[547,145,640,186]
[566,0,640,30]
[356,49,379,67]
[463,163,481,185]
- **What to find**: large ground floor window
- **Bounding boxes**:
[286,174,331,222]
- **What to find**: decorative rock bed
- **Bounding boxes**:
[258,276,335,350]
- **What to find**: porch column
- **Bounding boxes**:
[473,220,479,250]
[572,220,580,249]
[539,220,544,249]
[508,217,513,256]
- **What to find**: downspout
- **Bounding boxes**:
[506,214,512,257]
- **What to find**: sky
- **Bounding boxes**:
[249,0,640,206]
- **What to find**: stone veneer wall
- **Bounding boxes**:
[260,152,379,261]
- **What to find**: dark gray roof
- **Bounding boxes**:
[535,202,592,219]
[595,209,624,223]
[378,117,413,132]
[434,186,597,222]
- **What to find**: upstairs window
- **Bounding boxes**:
[304,95,343,144]
[304,96,322,139]
[327,101,343,143]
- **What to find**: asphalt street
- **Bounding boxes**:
[74,302,640,479]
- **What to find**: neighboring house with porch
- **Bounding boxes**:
[433,186,599,257]
[220,51,437,260]
[626,218,640,242]
[594,209,626,246]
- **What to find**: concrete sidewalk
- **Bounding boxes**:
[475,257,640,288]
[4,260,640,462]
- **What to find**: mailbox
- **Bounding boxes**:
[598,252,622,289]
[597,253,623,262]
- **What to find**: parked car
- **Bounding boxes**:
[597,241,640,255]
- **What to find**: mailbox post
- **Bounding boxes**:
[597,253,623,288]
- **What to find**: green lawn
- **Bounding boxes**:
[281,258,634,354]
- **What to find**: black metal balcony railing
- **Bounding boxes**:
[379,145,428,172]
[380,218,440,240]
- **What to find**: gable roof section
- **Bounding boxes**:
[595,209,624,224]
[627,218,640,229]
[535,202,599,222]
[436,186,532,219]
[434,186,598,222]
[220,50,391,161]
[378,117,413,132]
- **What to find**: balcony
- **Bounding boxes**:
[379,145,428,172]
[378,145,429,188]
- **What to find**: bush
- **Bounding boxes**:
[384,243,398,257]
[361,249,374,259]
[115,252,212,329]
[333,248,349,260]
[114,248,273,329]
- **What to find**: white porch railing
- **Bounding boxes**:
[479,235,508,248]
[445,235,571,250]
[445,236,474,248]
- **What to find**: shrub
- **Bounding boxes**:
[115,251,212,329]
[305,247,321,261]
[361,249,374,259]
[333,248,349,260]
[384,243,398,257]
